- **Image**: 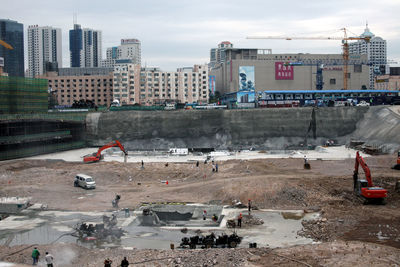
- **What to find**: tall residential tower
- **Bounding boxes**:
[27,25,62,77]
[69,24,102,68]
[0,19,24,77]
[102,39,141,68]
[349,24,387,89]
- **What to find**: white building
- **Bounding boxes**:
[113,64,209,105]
[209,41,233,68]
[69,24,102,68]
[27,25,62,77]
[102,39,141,68]
[349,24,387,89]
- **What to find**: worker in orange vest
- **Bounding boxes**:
[237,213,243,228]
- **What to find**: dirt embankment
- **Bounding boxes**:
[1,155,400,266]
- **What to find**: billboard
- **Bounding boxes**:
[209,75,216,95]
[237,91,255,103]
[239,66,255,91]
[275,62,294,80]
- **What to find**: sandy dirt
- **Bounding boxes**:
[0,154,400,266]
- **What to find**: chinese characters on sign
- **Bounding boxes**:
[275,62,293,80]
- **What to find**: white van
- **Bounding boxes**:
[74,174,96,189]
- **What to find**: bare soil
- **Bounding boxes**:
[0,155,399,266]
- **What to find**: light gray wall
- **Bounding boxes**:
[86,107,379,150]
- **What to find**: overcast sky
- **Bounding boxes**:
[1,0,400,71]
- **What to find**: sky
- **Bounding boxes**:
[1,0,400,71]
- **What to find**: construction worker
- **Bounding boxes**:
[203,210,207,220]
[237,213,243,228]
[248,199,252,215]
[104,258,112,267]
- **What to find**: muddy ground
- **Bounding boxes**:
[0,154,400,266]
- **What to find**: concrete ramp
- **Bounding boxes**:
[349,106,400,153]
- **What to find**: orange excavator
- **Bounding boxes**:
[84,140,128,163]
[353,151,387,202]
[392,151,400,170]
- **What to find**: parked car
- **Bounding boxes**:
[74,174,96,189]
[356,101,370,107]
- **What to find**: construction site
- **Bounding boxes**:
[0,105,399,266]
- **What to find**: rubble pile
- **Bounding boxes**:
[271,187,307,206]
[243,214,264,226]
[298,217,332,241]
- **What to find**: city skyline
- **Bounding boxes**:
[1,0,400,71]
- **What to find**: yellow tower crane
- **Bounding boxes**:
[0,40,13,50]
[247,28,371,90]
[0,40,13,75]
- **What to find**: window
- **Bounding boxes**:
[330,79,336,85]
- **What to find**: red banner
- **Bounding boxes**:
[275,62,293,80]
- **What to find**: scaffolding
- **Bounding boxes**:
[0,76,48,114]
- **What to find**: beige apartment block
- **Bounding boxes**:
[39,71,113,107]
[375,74,400,90]
[211,48,369,94]
[113,64,209,105]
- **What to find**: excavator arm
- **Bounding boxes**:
[353,151,387,200]
[84,140,128,163]
[354,151,373,187]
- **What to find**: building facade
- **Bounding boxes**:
[112,64,209,105]
[211,48,369,95]
[375,67,400,91]
[102,39,141,68]
[69,24,102,68]
[0,19,24,77]
[349,24,387,89]
[39,68,113,107]
[209,41,233,68]
[27,25,62,78]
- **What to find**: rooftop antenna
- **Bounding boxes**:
[73,13,77,25]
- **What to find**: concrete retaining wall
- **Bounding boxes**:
[86,107,379,150]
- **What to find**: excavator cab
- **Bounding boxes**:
[392,151,400,170]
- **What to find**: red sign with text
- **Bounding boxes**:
[275,62,293,80]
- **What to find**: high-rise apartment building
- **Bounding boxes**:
[209,41,233,68]
[349,24,387,89]
[113,64,209,105]
[0,19,24,77]
[69,24,102,68]
[27,25,62,78]
[102,39,141,68]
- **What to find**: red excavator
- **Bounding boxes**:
[392,151,400,170]
[84,140,128,163]
[353,151,387,202]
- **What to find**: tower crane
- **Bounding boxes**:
[0,40,13,50]
[0,40,13,75]
[247,28,371,90]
